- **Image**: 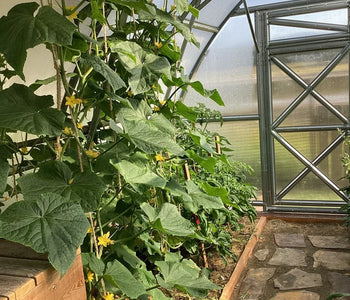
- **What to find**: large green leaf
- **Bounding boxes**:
[80,54,125,92]
[0,160,9,194]
[104,259,147,299]
[155,253,219,297]
[111,160,166,189]
[187,150,216,173]
[189,81,224,106]
[165,179,192,207]
[81,253,105,276]
[18,161,105,212]
[0,84,65,136]
[0,3,76,78]
[138,4,199,47]
[186,181,224,213]
[141,203,196,237]
[115,100,184,155]
[175,101,198,122]
[0,193,89,275]
[110,41,171,94]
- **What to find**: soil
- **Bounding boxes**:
[231,219,350,300]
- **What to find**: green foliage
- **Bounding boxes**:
[0,1,257,299]
[341,134,350,225]
[0,193,89,274]
[0,84,65,136]
[327,293,350,299]
[0,2,76,78]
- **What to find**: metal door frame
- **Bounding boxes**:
[256,1,350,212]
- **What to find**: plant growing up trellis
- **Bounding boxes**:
[0,1,256,299]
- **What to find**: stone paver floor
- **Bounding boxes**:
[232,221,350,300]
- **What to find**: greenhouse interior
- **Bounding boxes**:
[0,0,349,299]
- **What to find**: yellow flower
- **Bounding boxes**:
[21,147,28,154]
[127,90,133,97]
[159,100,166,106]
[102,292,114,300]
[155,153,166,162]
[66,6,78,21]
[154,41,162,49]
[153,106,160,112]
[98,232,114,247]
[68,178,74,185]
[4,196,10,201]
[170,4,176,11]
[65,95,82,108]
[63,127,73,135]
[77,123,83,129]
[87,226,93,234]
[86,270,94,283]
[86,149,100,159]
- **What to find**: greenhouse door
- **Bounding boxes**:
[256,2,350,212]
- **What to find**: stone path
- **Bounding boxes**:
[234,228,350,300]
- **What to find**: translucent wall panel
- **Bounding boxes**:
[198,0,241,27]
[270,9,347,40]
[181,28,213,73]
[279,9,347,25]
[274,131,346,201]
[184,16,257,116]
[206,121,262,199]
[271,49,349,126]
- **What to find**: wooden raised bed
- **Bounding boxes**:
[0,239,86,300]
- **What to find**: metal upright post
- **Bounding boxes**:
[256,11,275,210]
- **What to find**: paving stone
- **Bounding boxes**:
[268,248,307,267]
[313,250,350,270]
[274,268,322,290]
[274,233,306,248]
[255,249,269,261]
[269,290,320,300]
[239,268,275,300]
[328,272,350,299]
[308,236,350,249]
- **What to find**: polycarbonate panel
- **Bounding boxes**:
[198,0,241,27]
[274,134,345,201]
[270,8,347,40]
[184,15,257,116]
[181,28,213,73]
[271,49,349,126]
[270,26,337,41]
[205,121,262,200]
[279,8,347,25]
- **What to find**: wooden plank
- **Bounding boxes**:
[0,240,47,260]
[0,275,35,300]
[0,257,51,283]
[22,253,86,300]
[220,217,267,300]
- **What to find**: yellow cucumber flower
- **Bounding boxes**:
[86,270,94,283]
[65,95,82,108]
[21,147,28,154]
[98,232,114,247]
[63,127,73,136]
[102,292,114,300]
[155,153,166,162]
[85,149,100,159]
[66,6,78,21]
[154,41,162,49]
